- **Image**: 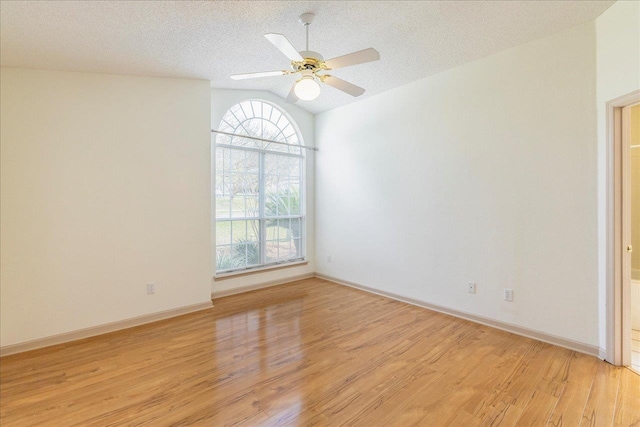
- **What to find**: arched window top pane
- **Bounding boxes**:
[218,100,302,155]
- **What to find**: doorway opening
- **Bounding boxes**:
[606,90,640,372]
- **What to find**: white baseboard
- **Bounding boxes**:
[1,272,602,359]
[599,347,608,360]
[315,273,601,358]
[211,273,315,299]
[0,301,213,357]
[2,273,312,358]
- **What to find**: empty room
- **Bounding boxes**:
[1,0,639,425]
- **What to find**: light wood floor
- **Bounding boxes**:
[1,278,639,426]
[632,329,640,374]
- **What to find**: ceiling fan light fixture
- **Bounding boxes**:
[231,13,379,103]
[294,75,321,101]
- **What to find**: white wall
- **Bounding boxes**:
[315,22,599,346]
[0,68,213,347]
[210,88,315,294]
[595,0,640,350]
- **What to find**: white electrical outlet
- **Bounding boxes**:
[327,255,332,263]
[147,283,156,295]
[467,282,476,294]
[504,289,513,302]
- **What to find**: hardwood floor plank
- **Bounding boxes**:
[478,391,526,426]
[613,368,640,426]
[1,278,637,426]
[548,381,593,427]
[514,379,562,426]
[581,363,622,427]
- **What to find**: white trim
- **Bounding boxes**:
[605,90,640,365]
[599,347,608,360]
[211,273,314,298]
[621,104,633,366]
[316,273,601,358]
[2,272,604,359]
[0,301,213,357]
[214,259,308,279]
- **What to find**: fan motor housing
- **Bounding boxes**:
[298,50,324,61]
[293,51,326,72]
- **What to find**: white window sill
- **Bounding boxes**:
[214,260,309,280]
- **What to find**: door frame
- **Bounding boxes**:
[605,90,639,365]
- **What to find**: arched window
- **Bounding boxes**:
[215,100,305,273]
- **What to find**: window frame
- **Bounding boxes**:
[214,100,306,275]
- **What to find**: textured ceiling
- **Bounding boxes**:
[0,1,613,114]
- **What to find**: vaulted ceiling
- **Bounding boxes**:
[0,1,613,114]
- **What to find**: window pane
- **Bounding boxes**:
[221,115,238,132]
[216,220,260,271]
[216,245,234,271]
[218,149,258,219]
[243,118,262,141]
[246,220,259,241]
[216,196,231,219]
[215,147,225,172]
[289,157,301,176]
[230,194,245,218]
[231,220,247,241]
[264,155,301,218]
[264,172,279,195]
[266,221,278,240]
[230,149,243,171]
[289,195,300,215]
[265,217,301,262]
[290,218,301,239]
[242,243,260,266]
[246,196,259,218]
[262,103,273,121]
[292,238,301,258]
[265,219,281,262]
[230,103,245,121]
[216,222,231,245]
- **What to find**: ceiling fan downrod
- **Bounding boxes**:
[299,13,315,51]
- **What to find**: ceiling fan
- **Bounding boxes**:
[230,13,380,102]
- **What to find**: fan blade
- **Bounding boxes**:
[230,70,286,80]
[324,48,380,70]
[264,33,303,61]
[323,76,366,97]
[286,84,299,103]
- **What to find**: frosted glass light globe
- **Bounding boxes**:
[294,76,321,101]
